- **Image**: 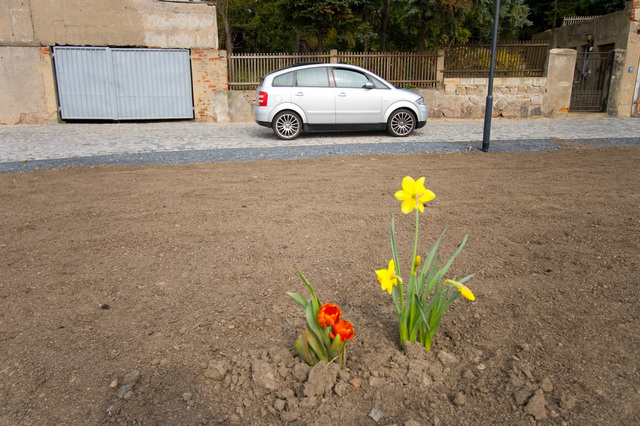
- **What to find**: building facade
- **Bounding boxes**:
[534,1,640,116]
[1,0,224,124]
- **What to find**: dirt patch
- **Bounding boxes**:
[551,138,590,150]
[1,147,639,425]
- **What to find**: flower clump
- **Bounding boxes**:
[376,176,478,351]
[287,272,353,368]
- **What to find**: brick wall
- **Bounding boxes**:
[191,49,228,123]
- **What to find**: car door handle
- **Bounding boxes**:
[295,92,304,96]
[338,93,347,97]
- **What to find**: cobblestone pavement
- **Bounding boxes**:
[0,117,638,171]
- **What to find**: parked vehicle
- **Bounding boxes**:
[254,63,428,140]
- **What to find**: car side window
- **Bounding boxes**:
[333,69,371,88]
[296,68,330,87]
[370,75,390,89]
[273,71,294,87]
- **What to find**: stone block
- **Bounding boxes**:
[444,84,457,95]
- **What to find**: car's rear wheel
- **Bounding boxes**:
[387,109,416,137]
[272,111,302,140]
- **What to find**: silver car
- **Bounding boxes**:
[254,63,428,140]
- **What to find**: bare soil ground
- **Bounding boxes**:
[1,147,639,425]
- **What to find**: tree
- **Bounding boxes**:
[379,0,391,50]
[215,0,234,53]
[279,0,356,52]
[404,0,473,52]
[467,0,531,41]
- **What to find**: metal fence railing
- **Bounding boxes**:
[562,16,600,26]
[443,41,550,78]
[226,42,551,90]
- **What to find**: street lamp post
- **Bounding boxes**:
[482,0,501,152]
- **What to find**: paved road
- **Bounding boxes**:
[1,117,639,173]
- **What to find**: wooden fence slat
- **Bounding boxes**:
[227,42,549,90]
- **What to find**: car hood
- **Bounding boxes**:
[395,88,422,100]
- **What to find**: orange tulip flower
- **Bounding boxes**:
[330,320,354,341]
[318,303,342,327]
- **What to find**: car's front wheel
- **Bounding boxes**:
[387,109,416,137]
[272,111,302,140]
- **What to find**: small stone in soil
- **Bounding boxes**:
[204,362,227,381]
[292,363,310,382]
[280,410,301,422]
[303,361,339,397]
[525,389,547,420]
[368,405,383,423]
[541,377,553,392]
[273,398,286,411]
[514,387,533,406]
[252,360,279,391]
[334,381,349,397]
[453,392,467,406]
[123,370,140,387]
[560,393,577,410]
[437,351,458,366]
[299,396,317,409]
[117,385,132,399]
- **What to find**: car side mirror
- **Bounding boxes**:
[363,82,375,89]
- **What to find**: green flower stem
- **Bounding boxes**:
[398,281,408,342]
[424,336,432,351]
[411,207,420,276]
[408,208,420,335]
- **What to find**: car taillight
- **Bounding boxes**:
[258,91,268,107]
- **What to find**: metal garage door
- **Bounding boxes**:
[53,47,193,120]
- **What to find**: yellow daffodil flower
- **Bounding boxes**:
[394,176,436,214]
[376,260,399,294]
[444,279,475,301]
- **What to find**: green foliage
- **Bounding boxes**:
[524,0,626,36]
[467,0,532,42]
[218,0,552,53]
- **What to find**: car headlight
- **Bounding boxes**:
[415,96,425,105]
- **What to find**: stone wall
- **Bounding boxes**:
[0,46,58,125]
[421,77,546,119]
[1,0,218,48]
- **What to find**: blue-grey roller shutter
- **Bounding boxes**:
[53,46,194,120]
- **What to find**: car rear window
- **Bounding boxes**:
[296,68,330,87]
[273,71,294,87]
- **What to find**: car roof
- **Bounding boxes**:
[267,62,367,76]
